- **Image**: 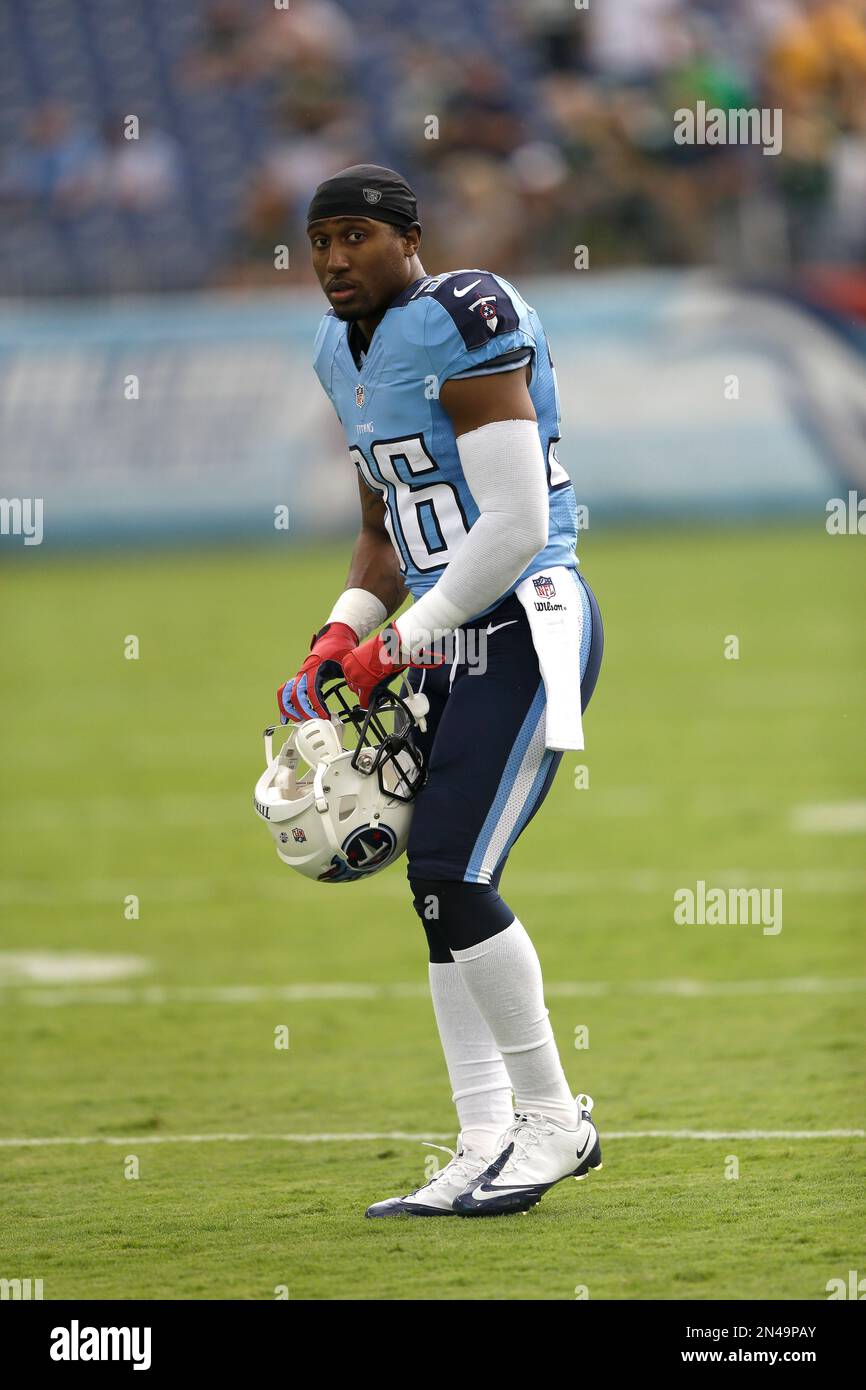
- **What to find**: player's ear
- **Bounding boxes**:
[401,224,421,257]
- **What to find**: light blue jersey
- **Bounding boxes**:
[313,269,579,620]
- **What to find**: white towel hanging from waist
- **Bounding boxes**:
[515,565,585,751]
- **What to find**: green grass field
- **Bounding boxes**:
[1,524,864,1300]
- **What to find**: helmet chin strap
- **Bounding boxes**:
[312,763,344,856]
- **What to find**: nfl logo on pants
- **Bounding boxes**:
[533,574,556,598]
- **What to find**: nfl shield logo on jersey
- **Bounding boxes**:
[533,574,556,598]
[355,383,365,408]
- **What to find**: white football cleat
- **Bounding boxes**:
[365,1135,496,1218]
[452,1094,602,1217]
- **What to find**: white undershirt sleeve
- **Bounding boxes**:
[393,417,549,658]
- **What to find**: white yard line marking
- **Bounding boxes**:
[0,1129,862,1149]
[0,952,151,985]
[613,1130,866,1140]
[2,977,863,1006]
[618,976,866,997]
[791,801,866,833]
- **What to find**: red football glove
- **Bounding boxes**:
[277,621,357,724]
[341,625,406,711]
[342,624,452,709]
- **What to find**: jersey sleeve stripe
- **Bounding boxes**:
[447,349,532,381]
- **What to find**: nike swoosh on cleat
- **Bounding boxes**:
[469,1183,544,1202]
[453,278,482,297]
[576,1133,593,1161]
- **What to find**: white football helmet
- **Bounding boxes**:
[253,678,428,883]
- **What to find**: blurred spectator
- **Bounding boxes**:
[219,102,364,286]
[435,57,526,160]
[766,0,866,115]
[588,0,692,81]
[423,155,525,269]
[239,0,355,71]
[80,120,183,213]
[761,0,866,261]
[515,0,593,74]
[181,0,355,86]
[179,1,254,86]
[387,42,459,157]
[0,104,101,210]
[2,0,866,295]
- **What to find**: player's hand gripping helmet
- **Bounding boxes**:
[253,678,428,883]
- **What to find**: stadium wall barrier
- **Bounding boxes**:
[0,272,863,546]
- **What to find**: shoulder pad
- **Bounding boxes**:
[412,270,521,351]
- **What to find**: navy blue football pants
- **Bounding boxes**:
[405,569,603,962]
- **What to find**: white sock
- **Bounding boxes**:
[428,961,514,1155]
[450,918,578,1129]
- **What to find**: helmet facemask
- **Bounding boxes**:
[321,677,426,804]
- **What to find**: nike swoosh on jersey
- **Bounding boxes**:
[453,278,482,297]
[485,620,518,636]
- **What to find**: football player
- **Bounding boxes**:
[278,165,604,1217]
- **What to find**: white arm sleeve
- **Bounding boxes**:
[393,417,548,656]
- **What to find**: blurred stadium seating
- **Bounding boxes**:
[2,0,866,295]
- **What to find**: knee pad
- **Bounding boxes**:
[409,876,515,954]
